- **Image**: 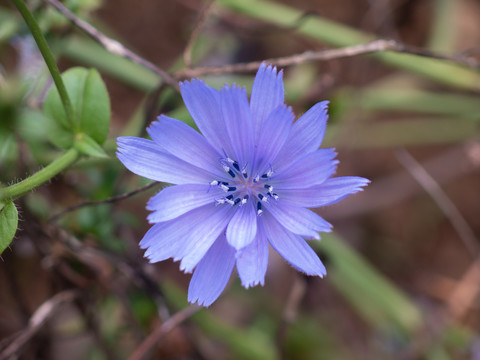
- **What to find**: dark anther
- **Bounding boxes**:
[228,187,237,192]
[227,169,236,178]
[226,194,234,200]
[232,161,240,172]
[234,198,241,205]
[256,201,263,215]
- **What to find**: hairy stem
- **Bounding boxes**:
[0,148,79,201]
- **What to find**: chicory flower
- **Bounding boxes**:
[117,63,369,306]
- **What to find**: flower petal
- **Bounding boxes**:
[117,137,213,184]
[279,176,370,208]
[147,184,225,223]
[275,101,329,172]
[147,116,225,178]
[226,201,257,250]
[177,205,234,273]
[263,213,326,276]
[236,222,269,288]
[141,204,232,269]
[220,85,255,167]
[180,79,232,155]
[254,105,293,175]
[271,148,338,189]
[140,222,183,263]
[188,234,235,307]
[250,63,284,137]
[266,201,332,240]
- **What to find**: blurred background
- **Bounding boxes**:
[0,0,479,359]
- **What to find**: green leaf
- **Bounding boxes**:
[44,67,111,149]
[0,201,18,254]
[74,133,108,158]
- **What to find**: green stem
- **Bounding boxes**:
[0,148,79,201]
[11,0,76,129]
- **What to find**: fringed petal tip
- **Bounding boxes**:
[240,278,265,289]
[258,61,283,78]
[187,236,235,307]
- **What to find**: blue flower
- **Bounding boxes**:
[117,63,369,307]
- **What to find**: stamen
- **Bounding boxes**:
[225,194,235,205]
[210,180,219,186]
[234,198,241,205]
[228,186,237,192]
[225,157,240,172]
[241,195,249,205]
[222,164,236,178]
[220,183,230,192]
[272,193,279,200]
[253,174,260,183]
[215,198,226,205]
[264,184,274,193]
[260,167,274,180]
[256,201,263,216]
[258,194,268,202]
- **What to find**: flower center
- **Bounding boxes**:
[210,157,279,216]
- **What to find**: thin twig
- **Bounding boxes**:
[42,0,179,91]
[48,181,161,223]
[395,148,480,257]
[183,0,216,67]
[447,258,480,320]
[276,274,307,354]
[175,39,480,78]
[0,290,79,360]
[128,305,200,360]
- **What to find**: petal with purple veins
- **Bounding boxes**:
[188,235,235,307]
[278,176,370,208]
[226,200,257,250]
[117,137,214,184]
[220,85,255,167]
[147,116,225,178]
[180,79,233,155]
[275,101,329,172]
[254,105,293,175]
[263,213,326,276]
[236,221,269,288]
[266,201,332,240]
[271,148,338,189]
[250,63,284,138]
[147,184,225,223]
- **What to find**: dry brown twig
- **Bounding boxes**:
[395,148,480,320]
[175,39,480,78]
[0,291,79,360]
[48,181,161,222]
[182,0,216,68]
[395,148,480,258]
[43,0,478,84]
[128,305,200,360]
[42,0,179,90]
